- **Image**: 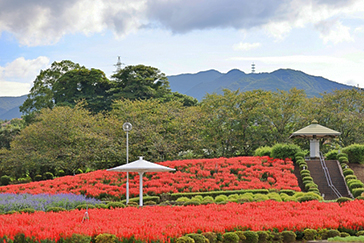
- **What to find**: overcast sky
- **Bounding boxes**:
[0,0,363,96]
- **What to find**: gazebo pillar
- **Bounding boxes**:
[310,138,320,158]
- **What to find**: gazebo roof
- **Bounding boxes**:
[290,120,341,138]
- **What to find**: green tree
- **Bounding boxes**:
[3,105,123,178]
[262,88,307,144]
[0,118,25,149]
[53,68,112,113]
[200,89,269,157]
[110,65,171,100]
[110,99,204,161]
[20,60,84,118]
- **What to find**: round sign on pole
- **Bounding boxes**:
[123,122,132,132]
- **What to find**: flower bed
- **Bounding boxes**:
[1,200,364,242]
[0,193,103,213]
[0,156,299,199]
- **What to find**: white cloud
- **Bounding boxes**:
[233,42,261,51]
[315,20,354,44]
[0,56,49,96]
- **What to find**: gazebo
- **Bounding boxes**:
[290,120,341,158]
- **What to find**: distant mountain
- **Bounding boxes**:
[0,95,27,120]
[167,68,353,101]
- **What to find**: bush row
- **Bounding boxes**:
[176,228,358,243]
[325,145,364,164]
[254,143,303,161]
[295,153,321,195]
[171,191,323,206]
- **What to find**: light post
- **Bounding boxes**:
[123,122,132,204]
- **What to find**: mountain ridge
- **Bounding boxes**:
[167,68,353,100]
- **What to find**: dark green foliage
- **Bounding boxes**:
[13,233,38,243]
[271,143,302,161]
[106,202,125,209]
[75,204,96,210]
[281,231,296,242]
[144,200,157,206]
[70,234,92,243]
[43,172,54,180]
[183,200,201,206]
[343,169,354,176]
[297,195,319,202]
[325,150,338,160]
[345,175,357,182]
[34,175,43,181]
[325,229,340,239]
[95,233,118,243]
[254,146,272,157]
[339,157,349,163]
[185,234,206,243]
[342,144,364,164]
[340,232,350,237]
[242,231,258,243]
[19,208,35,214]
[336,197,353,203]
[46,207,66,212]
[352,188,364,198]
[221,232,239,243]
[201,232,217,243]
[0,175,11,185]
[176,236,194,243]
[256,231,269,243]
[234,231,247,242]
[303,229,317,241]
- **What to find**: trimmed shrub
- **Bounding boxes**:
[202,232,217,243]
[43,172,54,180]
[222,232,239,243]
[340,232,350,237]
[0,175,11,186]
[345,175,357,182]
[338,153,349,160]
[342,144,364,164]
[242,231,258,243]
[144,200,157,206]
[176,197,190,202]
[215,195,228,203]
[70,233,92,243]
[46,207,66,212]
[268,232,282,242]
[34,175,43,182]
[352,188,364,198]
[348,180,364,190]
[295,151,306,158]
[256,231,269,243]
[281,231,296,243]
[343,169,354,176]
[254,146,272,157]
[304,182,318,191]
[325,150,338,160]
[303,229,317,241]
[302,177,313,183]
[183,200,201,206]
[95,233,118,243]
[271,143,302,161]
[106,202,125,209]
[176,236,194,243]
[96,204,108,209]
[356,230,364,236]
[326,229,340,239]
[339,157,349,163]
[234,231,246,242]
[186,233,206,243]
[297,195,319,202]
[76,204,96,210]
[336,197,353,204]
[19,208,35,214]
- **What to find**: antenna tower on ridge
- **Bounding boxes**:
[251,63,255,73]
[115,56,125,72]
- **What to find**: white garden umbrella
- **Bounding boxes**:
[107,156,175,206]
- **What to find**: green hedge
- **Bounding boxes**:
[271,143,302,161]
[342,144,364,164]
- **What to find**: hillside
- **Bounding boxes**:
[0,95,27,120]
[167,68,353,100]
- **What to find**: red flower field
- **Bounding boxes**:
[0,156,300,199]
[1,200,364,242]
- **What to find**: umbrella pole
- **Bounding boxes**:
[139,172,144,207]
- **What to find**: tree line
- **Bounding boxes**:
[1,60,364,181]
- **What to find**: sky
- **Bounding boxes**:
[0,0,364,97]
